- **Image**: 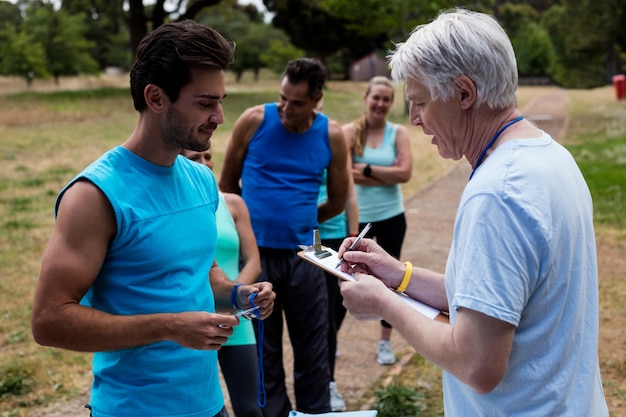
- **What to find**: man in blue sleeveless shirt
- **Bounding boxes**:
[220,58,349,416]
[31,21,275,417]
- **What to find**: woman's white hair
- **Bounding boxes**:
[388,8,518,110]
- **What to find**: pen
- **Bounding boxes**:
[335,222,372,269]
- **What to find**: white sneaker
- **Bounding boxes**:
[377,340,396,365]
[329,381,346,411]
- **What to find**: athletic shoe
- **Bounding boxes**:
[376,340,396,365]
[329,381,346,411]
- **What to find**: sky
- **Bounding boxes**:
[238,0,266,11]
[6,0,275,23]
[238,0,273,22]
[7,0,271,17]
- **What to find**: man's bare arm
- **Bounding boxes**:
[219,105,264,194]
[32,181,237,352]
[319,120,349,223]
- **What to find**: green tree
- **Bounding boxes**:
[260,38,305,75]
[262,0,393,78]
[22,5,99,84]
[549,0,623,87]
[496,0,559,14]
[229,24,275,81]
[196,0,294,81]
[0,23,49,86]
[498,2,540,38]
[319,0,453,43]
[542,1,617,88]
[122,0,275,60]
[263,0,349,62]
[0,0,22,30]
[195,0,258,40]
[126,0,225,59]
[498,3,555,79]
[61,0,130,69]
[276,0,464,77]
[514,23,555,78]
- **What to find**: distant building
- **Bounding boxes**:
[350,52,389,81]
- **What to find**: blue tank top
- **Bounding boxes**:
[242,103,332,248]
[353,122,404,222]
[60,147,224,417]
[214,192,256,346]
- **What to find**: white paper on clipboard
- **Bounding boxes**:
[300,247,441,320]
[289,411,378,417]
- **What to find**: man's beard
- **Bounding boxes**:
[162,106,210,152]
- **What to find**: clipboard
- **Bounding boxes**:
[298,246,448,322]
[289,411,377,417]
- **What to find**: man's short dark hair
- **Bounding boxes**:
[130,20,234,112]
[281,58,327,100]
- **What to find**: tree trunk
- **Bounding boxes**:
[128,0,147,61]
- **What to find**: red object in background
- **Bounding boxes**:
[613,74,625,100]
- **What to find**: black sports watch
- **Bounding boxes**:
[363,164,372,177]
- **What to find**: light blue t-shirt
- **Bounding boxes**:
[443,132,608,416]
[62,147,224,417]
[353,122,404,222]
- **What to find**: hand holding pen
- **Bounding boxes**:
[335,222,372,269]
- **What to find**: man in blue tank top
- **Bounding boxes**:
[220,58,349,416]
[31,21,275,417]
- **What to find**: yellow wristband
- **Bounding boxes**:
[395,261,413,293]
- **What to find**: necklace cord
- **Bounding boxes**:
[469,116,524,180]
[248,293,266,408]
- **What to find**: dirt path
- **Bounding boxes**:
[28,89,570,416]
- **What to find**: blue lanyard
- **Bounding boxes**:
[248,293,266,408]
[469,116,524,180]
[256,320,266,408]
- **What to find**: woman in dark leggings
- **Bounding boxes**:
[360,215,406,364]
[342,76,413,365]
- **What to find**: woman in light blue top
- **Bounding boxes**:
[183,148,263,417]
[343,76,412,365]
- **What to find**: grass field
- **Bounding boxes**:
[0,73,625,416]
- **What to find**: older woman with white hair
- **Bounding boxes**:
[337,8,608,417]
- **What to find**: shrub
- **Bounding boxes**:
[374,382,426,417]
[0,363,31,398]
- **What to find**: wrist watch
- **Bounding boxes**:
[363,164,372,177]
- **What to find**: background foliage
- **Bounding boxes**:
[0,0,624,88]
